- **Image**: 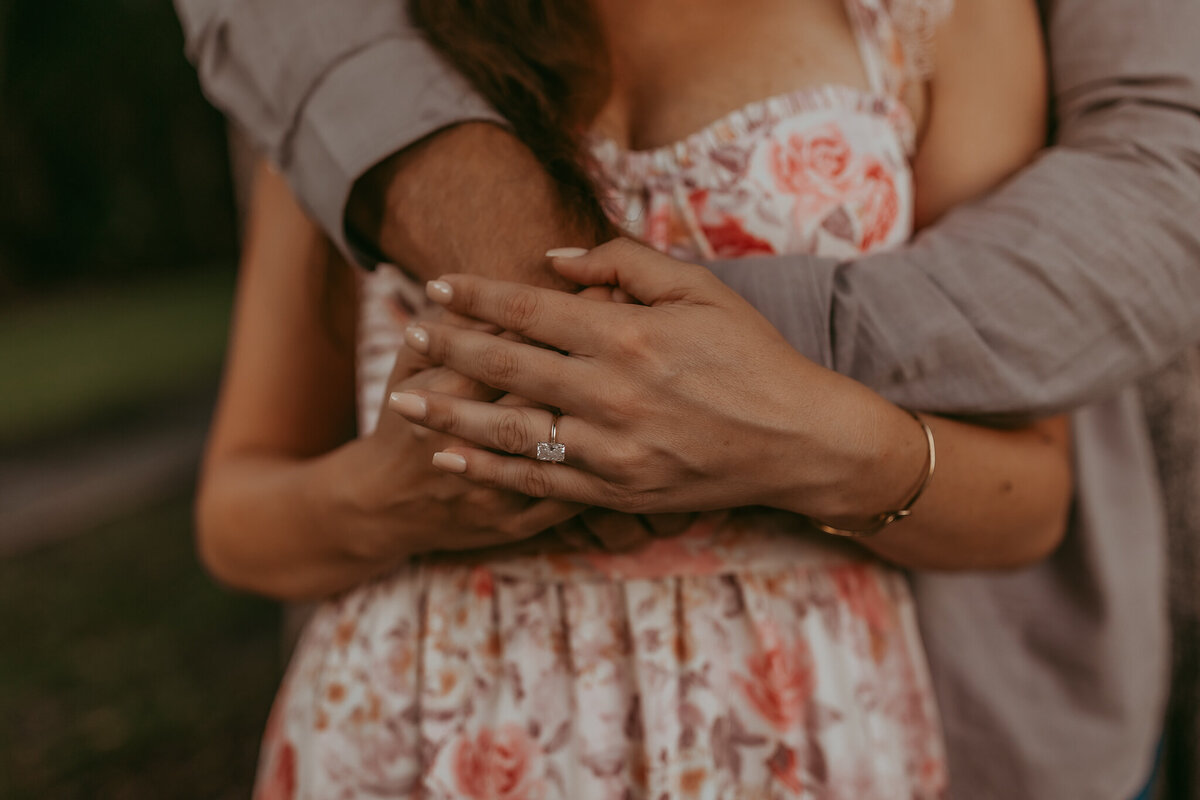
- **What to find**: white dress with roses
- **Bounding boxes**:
[254,1,952,798]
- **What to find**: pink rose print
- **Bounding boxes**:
[855,160,900,250]
[687,190,776,258]
[256,740,297,800]
[470,566,495,599]
[644,202,676,251]
[770,123,857,202]
[831,563,893,634]
[738,634,815,731]
[701,215,777,257]
[453,724,546,800]
[766,743,805,794]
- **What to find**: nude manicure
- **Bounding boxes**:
[432,452,468,473]
[546,247,589,258]
[426,280,453,304]
[388,391,427,419]
[404,324,430,353]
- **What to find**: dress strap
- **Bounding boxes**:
[843,0,954,98]
[843,0,898,97]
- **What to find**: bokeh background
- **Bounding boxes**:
[1,1,282,796]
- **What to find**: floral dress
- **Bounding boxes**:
[255,1,953,798]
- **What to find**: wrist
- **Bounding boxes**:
[310,439,419,566]
[810,395,930,529]
[767,375,927,526]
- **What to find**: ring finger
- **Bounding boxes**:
[389,389,607,473]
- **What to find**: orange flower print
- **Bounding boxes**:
[855,160,900,250]
[738,635,815,731]
[585,528,724,579]
[770,123,857,202]
[831,563,893,634]
[256,740,296,800]
[453,724,546,800]
[644,202,677,251]
[470,566,495,599]
[689,190,776,258]
[766,743,805,794]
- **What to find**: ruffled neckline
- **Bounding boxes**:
[587,84,915,185]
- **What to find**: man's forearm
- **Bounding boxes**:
[349,123,601,288]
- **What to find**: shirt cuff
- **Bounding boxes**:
[284,32,505,267]
[706,255,837,369]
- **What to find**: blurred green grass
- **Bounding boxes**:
[0,268,235,447]
[0,493,281,800]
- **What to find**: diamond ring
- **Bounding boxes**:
[536,414,566,463]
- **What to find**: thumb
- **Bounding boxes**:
[546,238,709,306]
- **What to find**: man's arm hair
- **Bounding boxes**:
[708,0,1200,416]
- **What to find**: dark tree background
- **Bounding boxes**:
[0,0,236,296]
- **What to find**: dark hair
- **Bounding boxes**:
[407,0,617,237]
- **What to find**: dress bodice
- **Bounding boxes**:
[354,0,952,580]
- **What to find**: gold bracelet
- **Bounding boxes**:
[810,410,936,538]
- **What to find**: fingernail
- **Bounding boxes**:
[432,451,468,473]
[388,391,427,419]
[426,280,453,304]
[404,324,429,354]
[546,247,589,258]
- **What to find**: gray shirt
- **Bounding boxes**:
[176,0,1200,796]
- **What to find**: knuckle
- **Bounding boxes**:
[436,401,462,434]
[612,325,649,357]
[520,466,553,499]
[613,441,647,474]
[501,514,533,541]
[605,237,638,260]
[614,486,648,515]
[480,344,521,386]
[491,410,531,454]
[599,385,641,424]
[428,328,451,364]
[501,289,542,334]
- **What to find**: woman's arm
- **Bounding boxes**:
[391,242,1073,571]
[196,162,580,601]
[800,386,1072,571]
[911,0,1047,227]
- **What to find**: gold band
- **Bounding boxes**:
[810,410,936,538]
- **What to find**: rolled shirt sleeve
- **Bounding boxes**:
[175,0,502,261]
[708,0,1200,417]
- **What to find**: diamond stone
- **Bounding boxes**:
[536,442,566,463]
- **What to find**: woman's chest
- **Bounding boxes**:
[592,0,908,152]
[591,100,915,262]
[589,0,921,261]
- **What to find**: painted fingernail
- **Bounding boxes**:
[546,247,589,258]
[388,391,427,419]
[426,280,453,304]
[432,451,468,473]
[404,324,429,354]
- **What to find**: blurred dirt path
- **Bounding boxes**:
[0,403,211,557]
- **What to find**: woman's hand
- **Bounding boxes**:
[384,289,696,556]
[390,239,924,521]
[343,345,586,564]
